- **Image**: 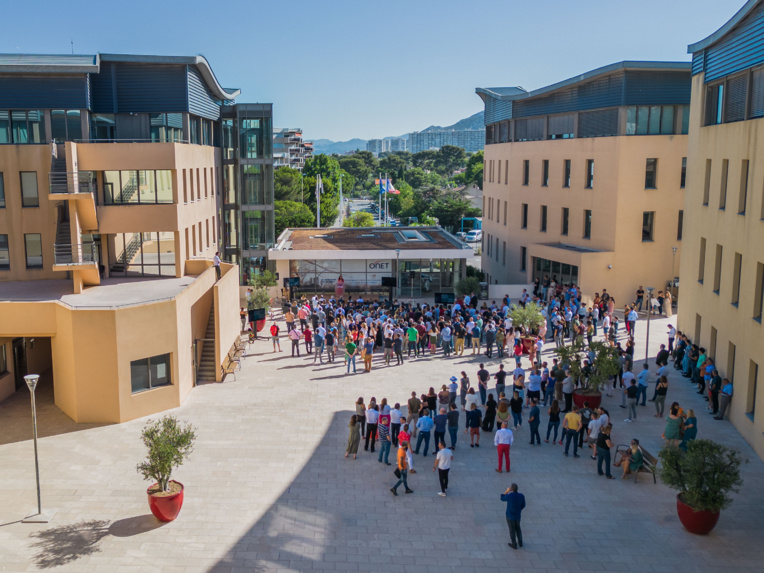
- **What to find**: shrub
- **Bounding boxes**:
[455,276,480,297]
[136,416,197,492]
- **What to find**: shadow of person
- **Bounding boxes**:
[29,519,110,569]
[108,514,166,537]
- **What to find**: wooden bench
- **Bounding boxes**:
[615,444,658,483]
[221,354,240,381]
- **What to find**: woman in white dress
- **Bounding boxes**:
[664,291,673,318]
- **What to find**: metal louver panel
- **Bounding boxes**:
[548,113,574,137]
[725,74,748,122]
[751,68,764,118]
[578,108,618,138]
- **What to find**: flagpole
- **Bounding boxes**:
[378,172,381,226]
[384,172,389,227]
[338,173,343,227]
[316,174,321,229]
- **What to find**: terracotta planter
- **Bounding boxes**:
[676,494,720,535]
[572,389,601,409]
[147,480,184,522]
[520,337,534,355]
[256,319,266,332]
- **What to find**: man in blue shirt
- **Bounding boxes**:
[414,411,434,456]
[636,363,650,406]
[432,408,448,454]
[501,483,526,549]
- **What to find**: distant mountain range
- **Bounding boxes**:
[312,111,484,155]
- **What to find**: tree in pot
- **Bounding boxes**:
[553,341,620,409]
[509,302,545,354]
[658,439,746,535]
[247,286,272,333]
[136,416,197,522]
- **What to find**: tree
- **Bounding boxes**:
[274,166,302,202]
[455,276,480,297]
[435,145,467,175]
[509,302,545,333]
[379,154,407,176]
[344,211,375,227]
[412,150,438,170]
[427,195,480,231]
[136,416,197,493]
[353,150,379,173]
[274,200,315,237]
[463,150,484,190]
[250,269,278,288]
[387,181,414,216]
[338,157,370,189]
[403,167,428,189]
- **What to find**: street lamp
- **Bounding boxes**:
[395,249,401,299]
[644,287,655,362]
[22,374,54,523]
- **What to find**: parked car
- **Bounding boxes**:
[456,231,467,241]
[465,229,483,242]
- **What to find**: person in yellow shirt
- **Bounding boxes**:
[562,405,582,457]
[391,443,413,496]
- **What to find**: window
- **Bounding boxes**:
[725,74,748,123]
[642,211,655,241]
[542,160,549,187]
[578,108,618,138]
[739,159,749,214]
[497,161,501,184]
[719,159,729,210]
[703,159,711,205]
[0,110,45,143]
[521,246,527,271]
[521,204,528,229]
[130,353,172,393]
[626,105,681,135]
[503,201,507,226]
[20,172,38,207]
[680,157,687,188]
[563,159,571,188]
[0,234,8,270]
[645,158,657,189]
[585,160,594,189]
[694,314,702,345]
[0,344,6,375]
[149,113,183,142]
[522,160,529,185]
[50,110,82,141]
[505,160,509,184]
[677,210,683,241]
[705,83,724,126]
[713,244,723,294]
[698,237,706,283]
[754,262,764,321]
[561,207,569,235]
[728,343,736,382]
[0,172,4,207]
[495,237,499,262]
[24,233,42,268]
[540,205,548,232]
[103,170,173,204]
[583,210,592,239]
[502,241,506,265]
[709,326,718,360]
[90,113,116,140]
[732,252,742,306]
[748,361,759,419]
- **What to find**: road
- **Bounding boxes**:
[347,198,392,227]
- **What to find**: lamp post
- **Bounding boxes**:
[395,249,401,299]
[22,374,53,523]
[644,287,655,362]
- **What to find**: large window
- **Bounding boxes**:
[561,207,569,235]
[24,233,42,268]
[705,83,724,126]
[242,210,273,251]
[131,353,172,393]
[583,209,592,239]
[521,203,528,229]
[542,160,549,187]
[626,105,681,135]
[642,211,655,242]
[0,110,45,143]
[90,113,116,140]
[150,113,183,143]
[242,165,273,205]
[563,160,571,188]
[522,160,529,185]
[50,110,82,141]
[240,116,272,159]
[645,158,658,189]
[0,234,9,270]
[585,160,594,189]
[112,232,176,277]
[103,170,173,204]
[0,172,4,207]
[680,157,687,188]
[20,172,38,207]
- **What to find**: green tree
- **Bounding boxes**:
[413,150,438,170]
[455,276,480,297]
[379,153,407,176]
[344,211,375,227]
[338,157,370,189]
[435,145,467,175]
[463,150,484,190]
[387,181,414,216]
[274,200,315,237]
[404,167,428,189]
[353,150,379,173]
[274,166,302,201]
[426,195,480,231]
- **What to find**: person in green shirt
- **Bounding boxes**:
[406,325,419,358]
[621,439,644,479]
[345,338,357,374]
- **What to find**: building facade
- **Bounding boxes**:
[679,0,764,458]
[477,61,690,305]
[408,130,484,153]
[365,137,407,156]
[273,128,313,170]
[0,53,252,423]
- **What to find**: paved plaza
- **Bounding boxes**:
[1,314,763,572]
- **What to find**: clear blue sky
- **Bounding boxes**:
[1,0,744,142]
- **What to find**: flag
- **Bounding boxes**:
[316,174,323,200]
[385,178,400,195]
[377,178,400,195]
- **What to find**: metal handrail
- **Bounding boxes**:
[53,242,98,265]
[49,172,95,195]
[74,138,192,144]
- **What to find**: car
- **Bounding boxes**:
[465,229,483,242]
[456,231,467,241]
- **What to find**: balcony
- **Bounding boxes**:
[52,242,100,288]
[48,172,98,231]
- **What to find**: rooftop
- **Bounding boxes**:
[273,227,470,252]
[688,0,760,53]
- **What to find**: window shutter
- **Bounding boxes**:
[578,109,618,138]
[751,68,764,119]
[725,75,748,123]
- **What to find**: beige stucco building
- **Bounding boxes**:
[478,62,690,306]
[0,54,243,423]
[679,0,764,459]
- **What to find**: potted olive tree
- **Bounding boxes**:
[136,416,197,522]
[554,341,620,409]
[247,286,272,334]
[509,302,545,354]
[658,439,746,535]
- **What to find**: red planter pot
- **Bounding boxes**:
[520,337,534,355]
[147,481,184,522]
[572,389,602,410]
[676,494,720,535]
[256,319,266,332]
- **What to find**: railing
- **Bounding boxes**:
[53,242,98,266]
[49,172,95,195]
[74,138,192,144]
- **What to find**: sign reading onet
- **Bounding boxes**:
[367,261,391,271]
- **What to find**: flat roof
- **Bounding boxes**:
[273,227,471,252]
[0,276,196,309]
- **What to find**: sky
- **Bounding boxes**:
[0,0,746,142]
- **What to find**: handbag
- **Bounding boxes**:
[393,468,402,479]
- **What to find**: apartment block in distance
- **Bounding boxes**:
[477,61,690,305]
[679,0,764,459]
[0,53,253,423]
[273,128,313,170]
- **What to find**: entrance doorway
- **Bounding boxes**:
[12,337,26,391]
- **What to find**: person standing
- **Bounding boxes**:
[501,484,526,549]
[562,405,582,457]
[363,336,375,372]
[345,415,361,460]
[408,392,421,438]
[528,399,541,446]
[715,379,733,420]
[466,404,483,447]
[545,399,561,444]
[213,251,221,280]
[636,363,650,406]
[459,371,471,409]
[509,391,524,429]
[270,322,282,352]
[289,326,302,357]
[624,379,638,423]
[390,443,413,496]
[414,410,434,456]
[562,370,574,413]
[596,424,614,478]
[477,364,490,405]
[355,397,366,437]
[345,337,358,374]
[377,414,392,465]
[494,422,514,472]
[654,376,668,417]
[446,403,459,449]
[433,442,453,497]
[432,408,448,453]
[365,405,379,452]
[390,403,402,446]
[494,364,507,400]
[284,307,295,333]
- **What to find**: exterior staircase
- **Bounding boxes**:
[110,234,142,274]
[55,204,72,263]
[196,305,217,383]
